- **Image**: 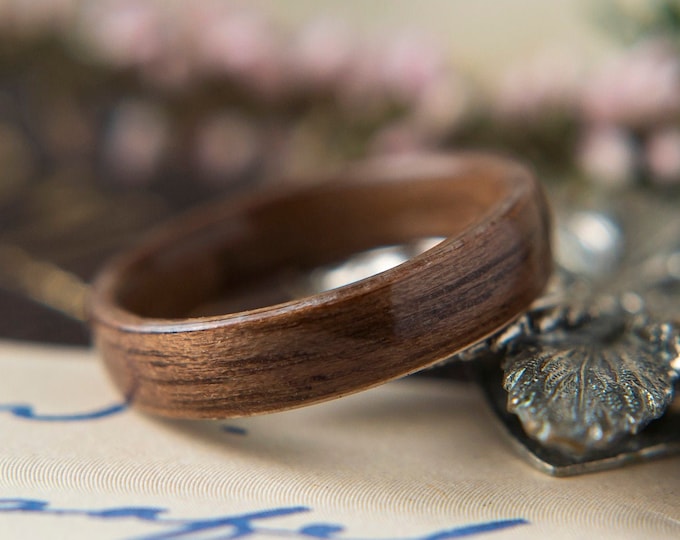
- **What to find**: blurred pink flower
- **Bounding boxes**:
[189,5,286,99]
[646,127,680,185]
[410,76,468,137]
[496,49,585,122]
[104,100,169,185]
[339,32,448,116]
[77,0,166,67]
[289,18,355,91]
[337,41,387,115]
[378,32,448,105]
[577,126,637,188]
[136,2,194,88]
[581,41,680,127]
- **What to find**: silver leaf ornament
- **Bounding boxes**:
[500,302,680,455]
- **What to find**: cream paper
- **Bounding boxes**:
[0,340,678,540]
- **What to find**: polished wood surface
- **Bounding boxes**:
[89,153,552,418]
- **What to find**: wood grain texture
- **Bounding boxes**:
[89,152,552,418]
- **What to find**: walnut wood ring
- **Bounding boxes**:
[89,153,552,418]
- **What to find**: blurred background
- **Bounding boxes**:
[1,0,679,345]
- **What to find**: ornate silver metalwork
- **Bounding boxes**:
[494,300,680,455]
[458,187,680,474]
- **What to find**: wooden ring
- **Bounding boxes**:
[89,153,552,418]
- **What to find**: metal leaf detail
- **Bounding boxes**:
[500,303,680,455]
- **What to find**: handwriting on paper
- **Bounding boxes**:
[0,402,247,434]
[0,498,527,540]
[0,402,127,421]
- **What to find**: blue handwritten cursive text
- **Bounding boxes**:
[0,401,248,437]
[0,402,127,421]
[0,498,527,539]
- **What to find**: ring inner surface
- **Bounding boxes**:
[115,171,511,319]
